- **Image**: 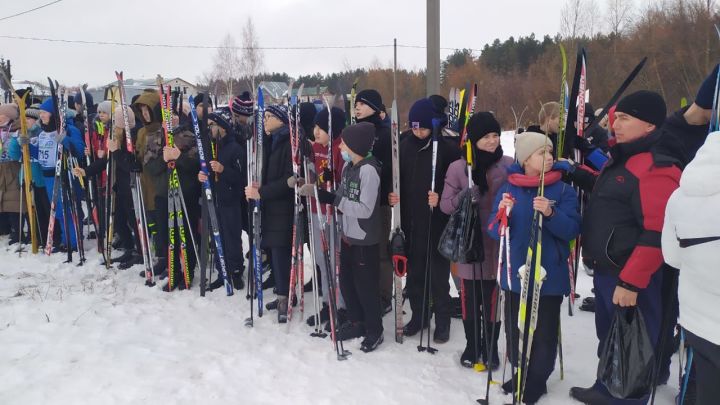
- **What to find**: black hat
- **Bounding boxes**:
[408,98,440,130]
[355,89,383,113]
[194,93,212,108]
[208,107,233,132]
[299,102,318,130]
[231,91,253,116]
[428,94,448,114]
[466,112,501,144]
[615,90,666,128]
[341,122,375,157]
[314,107,346,139]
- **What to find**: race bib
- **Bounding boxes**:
[38,131,58,170]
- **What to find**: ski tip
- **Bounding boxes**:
[244,318,254,327]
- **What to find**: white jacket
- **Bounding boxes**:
[662,131,720,345]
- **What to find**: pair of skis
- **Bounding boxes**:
[78,86,104,263]
[287,82,306,323]
[246,86,265,327]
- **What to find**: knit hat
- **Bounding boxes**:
[342,122,375,157]
[39,97,55,114]
[0,103,19,121]
[515,131,553,165]
[25,107,41,120]
[428,94,448,115]
[300,102,318,130]
[114,106,136,130]
[695,64,718,109]
[466,112,501,144]
[615,90,667,128]
[208,107,233,132]
[73,90,94,109]
[231,91,254,116]
[194,93,212,108]
[97,101,112,115]
[266,104,289,125]
[314,107,347,139]
[355,89,383,113]
[408,98,439,130]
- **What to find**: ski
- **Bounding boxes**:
[389,99,407,344]
[44,79,66,256]
[188,95,233,296]
[247,86,265,324]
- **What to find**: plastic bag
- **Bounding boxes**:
[437,190,484,263]
[597,306,655,399]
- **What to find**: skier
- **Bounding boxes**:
[662,130,720,405]
[0,103,24,245]
[569,91,682,405]
[37,96,84,252]
[245,104,294,322]
[305,106,347,329]
[297,121,384,352]
[388,98,460,343]
[440,111,513,368]
[354,88,394,315]
[199,108,245,291]
[488,131,580,404]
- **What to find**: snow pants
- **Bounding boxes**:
[217,204,244,276]
[269,245,291,296]
[685,330,720,405]
[340,241,382,337]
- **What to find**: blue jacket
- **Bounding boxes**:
[487,163,581,296]
[36,121,85,174]
[7,124,45,187]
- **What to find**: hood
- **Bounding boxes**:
[131,90,162,126]
[680,131,720,197]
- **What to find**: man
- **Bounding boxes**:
[570,91,683,404]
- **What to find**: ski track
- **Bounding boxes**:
[0,134,679,405]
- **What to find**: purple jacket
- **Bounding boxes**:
[440,155,513,280]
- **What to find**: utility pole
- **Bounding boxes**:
[426,0,440,96]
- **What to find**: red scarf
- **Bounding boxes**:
[507,170,562,187]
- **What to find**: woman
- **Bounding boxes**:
[440,112,513,369]
[487,131,580,404]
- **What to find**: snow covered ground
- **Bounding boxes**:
[0,133,680,404]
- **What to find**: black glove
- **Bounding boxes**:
[316,188,336,205]
[319,168,333,185]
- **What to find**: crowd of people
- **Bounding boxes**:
[0,63,718,404]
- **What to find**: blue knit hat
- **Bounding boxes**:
[409,98,441,130]
[39,97,55,114]
[266,104,289,125]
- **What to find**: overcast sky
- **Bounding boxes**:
[2,0,583,87]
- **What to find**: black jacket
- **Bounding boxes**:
[398,133,460,252]
[211,133,245,207]
[360,114,392,206]
[259,125,294,248]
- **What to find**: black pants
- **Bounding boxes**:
[270,245,291,296]
[217,204,244,275]
[463,279,499,354]
[406,232,452,326]
[504,291,562,403]
[33,185,50,245]
[114,185,140,252]
[340,241,382,337]
[686,330,720,405]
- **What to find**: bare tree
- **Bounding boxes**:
[240,17,264,96]
[212,33,241,100]
[560,0,601,38]
[606,0,635,37]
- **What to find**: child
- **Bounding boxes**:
[299,121,383,352]
[488,131,580,404]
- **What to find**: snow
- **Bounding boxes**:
[0,133,680,404]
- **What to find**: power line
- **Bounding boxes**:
[0,0,63,22]
[0,33,483,52]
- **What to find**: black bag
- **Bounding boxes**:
[597,306,655,399]
[437,190,484,264]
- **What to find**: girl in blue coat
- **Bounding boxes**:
[488,131,580,404]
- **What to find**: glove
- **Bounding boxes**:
[469,185,481,203]
[695,63,719,109]
[553,160,577,173]
[316,188,336,205]
[586,148,609,171]
[287,176,306,189]
[297,183,315,197]
[17,136,30,147]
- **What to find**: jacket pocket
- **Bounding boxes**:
[604,226,639,270]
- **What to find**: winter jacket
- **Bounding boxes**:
[581,130,682,290]
[37,121,85,176]
[359,113,392,206]
[335,155,382,246]
[7,124,45,187]
[259,125,294,248]
[309,139,343,215]
[210,133,244,207]
[398,134,461,253]
[440,155,514,280]
[133,90,163,210]
[0,128,22,212]
[657,106,709,164]
[487,164,581,296]
[662,131,720,345]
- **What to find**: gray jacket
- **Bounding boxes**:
[335,156,381,246]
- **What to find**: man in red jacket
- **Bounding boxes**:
[570,91,682,405]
